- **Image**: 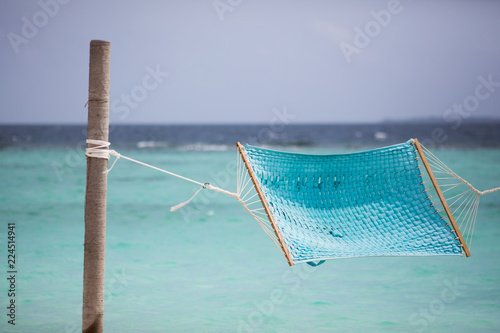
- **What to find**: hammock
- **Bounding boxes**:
[235,139,499,266]
[86,138,499,266]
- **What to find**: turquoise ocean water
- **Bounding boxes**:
[0,124,499,332]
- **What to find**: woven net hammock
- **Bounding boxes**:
[87,137,498,267]
[235,139,499,266]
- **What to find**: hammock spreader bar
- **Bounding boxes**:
[413,139,470,257]
[237,142,294,266]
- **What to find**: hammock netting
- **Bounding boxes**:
[237,139,468,265]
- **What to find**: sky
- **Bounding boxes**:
[0,0,499,124]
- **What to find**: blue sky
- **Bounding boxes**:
[1,0,499,124]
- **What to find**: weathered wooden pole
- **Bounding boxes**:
[83,40,111,333]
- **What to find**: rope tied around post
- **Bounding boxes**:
[85,139,121,172]
[85,139,240,211]
[86,139,111,159]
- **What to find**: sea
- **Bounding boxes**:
[0,122,499,333]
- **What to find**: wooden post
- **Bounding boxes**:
[83,40,111,333]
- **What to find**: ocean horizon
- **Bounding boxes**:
[1,121,500,149]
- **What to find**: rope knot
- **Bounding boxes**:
[85,139,111,159]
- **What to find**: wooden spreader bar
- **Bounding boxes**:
[236,142,295,266]
[413,138,471,257]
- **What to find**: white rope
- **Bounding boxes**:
[479,187,500,195]
[419,142,500,253]
[85,139,245,212]
[170,184,244,212]
[85,139,111,159]
[422,144,499,196]
[170,185,205,212]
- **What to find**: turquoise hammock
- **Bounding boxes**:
[235,139,498,266]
